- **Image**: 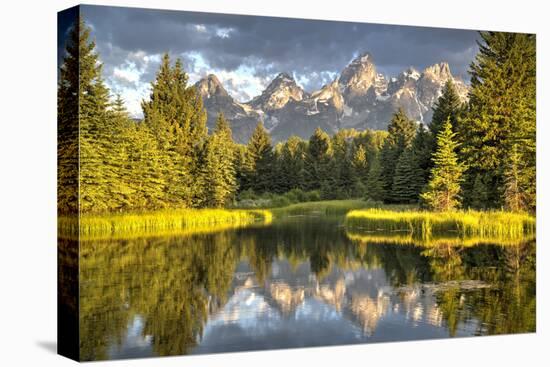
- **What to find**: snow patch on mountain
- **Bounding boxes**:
[197,53,469,143]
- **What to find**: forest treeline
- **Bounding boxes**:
[58,19,536,214]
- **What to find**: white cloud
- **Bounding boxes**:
[115,83,151,119]
[194,24,206,32]
[103,50,163,117]
[103,49,277,116]
[215,27,234,39]
[185,58,271,102]
[113,62,141,84]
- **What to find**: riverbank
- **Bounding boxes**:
[59,209,272,240]
[60,201,536,244]
[346,229,535,247]
[345,209,536,245]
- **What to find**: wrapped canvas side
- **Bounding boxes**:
[57,5,80,362]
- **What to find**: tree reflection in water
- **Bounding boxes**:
[62,216,535,361]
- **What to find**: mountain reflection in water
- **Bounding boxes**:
[61,215,535,361]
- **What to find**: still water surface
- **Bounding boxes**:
[72,215,535,360]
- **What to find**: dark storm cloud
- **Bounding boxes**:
[81,5,479,82]
[73,5,480,114]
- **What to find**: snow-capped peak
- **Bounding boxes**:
[249,71,305,111]
[402,67,421,80]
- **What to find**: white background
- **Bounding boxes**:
[0,0,548,365]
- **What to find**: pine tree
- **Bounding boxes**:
[503,144,526,212]
[271,143,286,194]
[410,126,433,190]
[365,152,384,202]
[304,127,333,192]
[125,122,167,209]
[141,53,208,208]
[112,94,127,115]
[392,148,424,203]
[242,122,274,193]
[422,80,464,177]
[201,114,237,207]
[58,17,81,214]
[351,144,369,197]
[332,131,354,198]
[380,109,417,202]
[430,80,463,136]
[234,144,248,194]
[378,141,396,202]
[278,136,306,192]
[103,95,137,211]
[68,17,115,213]
[470,173,489,210]
[460,32,536,209]
[421,118,466,211]
[387,108,417,149]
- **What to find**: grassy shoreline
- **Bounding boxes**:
[59,208,272,240]
[346,229,535,247]
[59,201,536,245]
[345,209,535,245]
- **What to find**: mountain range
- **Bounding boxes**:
[195,52,469,143]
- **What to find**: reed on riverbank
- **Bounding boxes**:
[59,209,272,240]
[345,229,535,247]
[345,209,535,244]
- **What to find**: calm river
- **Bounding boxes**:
[64,214,535,361]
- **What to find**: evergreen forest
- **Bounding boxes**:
[58,19,536,216]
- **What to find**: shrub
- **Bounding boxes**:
[306,190,321,202]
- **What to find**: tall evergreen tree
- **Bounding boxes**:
[332,131,354,198]
[304,127,333,192]
[365,152,385,202]
[460,32,536,210]
[503,144,526,212]
[242,122,274,193]
[66,17,116,213]
[278,136,306,192]
[234,144,248,194]
[142,53,208,208]
[410,126,433,187]
[386,108,417,149]
[392,147,424,203]
[351,144,369,196]
[201,114,237,207]
[380,109,417,202]
[470,173,489,210]
[103,95,137,211]
[112,94,128,115]
[430,80,463,136]
[421,80,464,177]
[58,17,81,214]
[421,118,466,211]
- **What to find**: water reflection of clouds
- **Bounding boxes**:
[194,292,365,354]
[193,261,466,353]
[111,262,485,357]
[78,216,535,360]
[108,315,153,359]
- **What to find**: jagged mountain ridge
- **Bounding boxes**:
[195,52,468,143]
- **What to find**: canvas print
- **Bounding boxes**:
[57,4,536,362]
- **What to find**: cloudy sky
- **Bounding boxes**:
[59,5,481,117]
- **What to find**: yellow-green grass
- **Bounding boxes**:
[345,209,535,245]
[345,228,535,247]
[59,209,272,240]
[272,199,414,217]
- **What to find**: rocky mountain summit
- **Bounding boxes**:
[195,53,469,143]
